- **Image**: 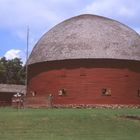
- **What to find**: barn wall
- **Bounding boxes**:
[26,59,140,107]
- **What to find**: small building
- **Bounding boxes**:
[0,84,25,106]
[26,14,140,108]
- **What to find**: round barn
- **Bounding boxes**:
[26,14,140,108]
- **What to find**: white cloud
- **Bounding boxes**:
[83,0,139,18]
[4,49,22,60]
[4,49,27,64]
[118,7,136,17]
[82,0,140,33]
[0,0,78,53]
[0,0,62,44]
[0,0,81,31]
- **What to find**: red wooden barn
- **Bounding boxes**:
[26,14,140,108]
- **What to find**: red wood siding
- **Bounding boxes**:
[26,59,140,107]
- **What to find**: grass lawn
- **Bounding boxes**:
[0,108,140,140]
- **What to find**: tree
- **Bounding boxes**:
[0,57,25,85]
[0,57,7,83]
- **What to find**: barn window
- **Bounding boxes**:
[102,88,111,96]
[58,89,66,96]
[30,91,36,97]
[138,89,140,97]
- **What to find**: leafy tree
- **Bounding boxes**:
[0,57,7,83]
[0,57,25,85]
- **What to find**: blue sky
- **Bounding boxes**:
[0,0,140,63]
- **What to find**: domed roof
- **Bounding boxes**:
[28,14,140,65]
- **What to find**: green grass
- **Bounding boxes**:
[0,108,140,140]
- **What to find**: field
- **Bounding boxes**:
[0,108,140,140]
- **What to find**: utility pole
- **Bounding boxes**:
[26,26,29,95]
